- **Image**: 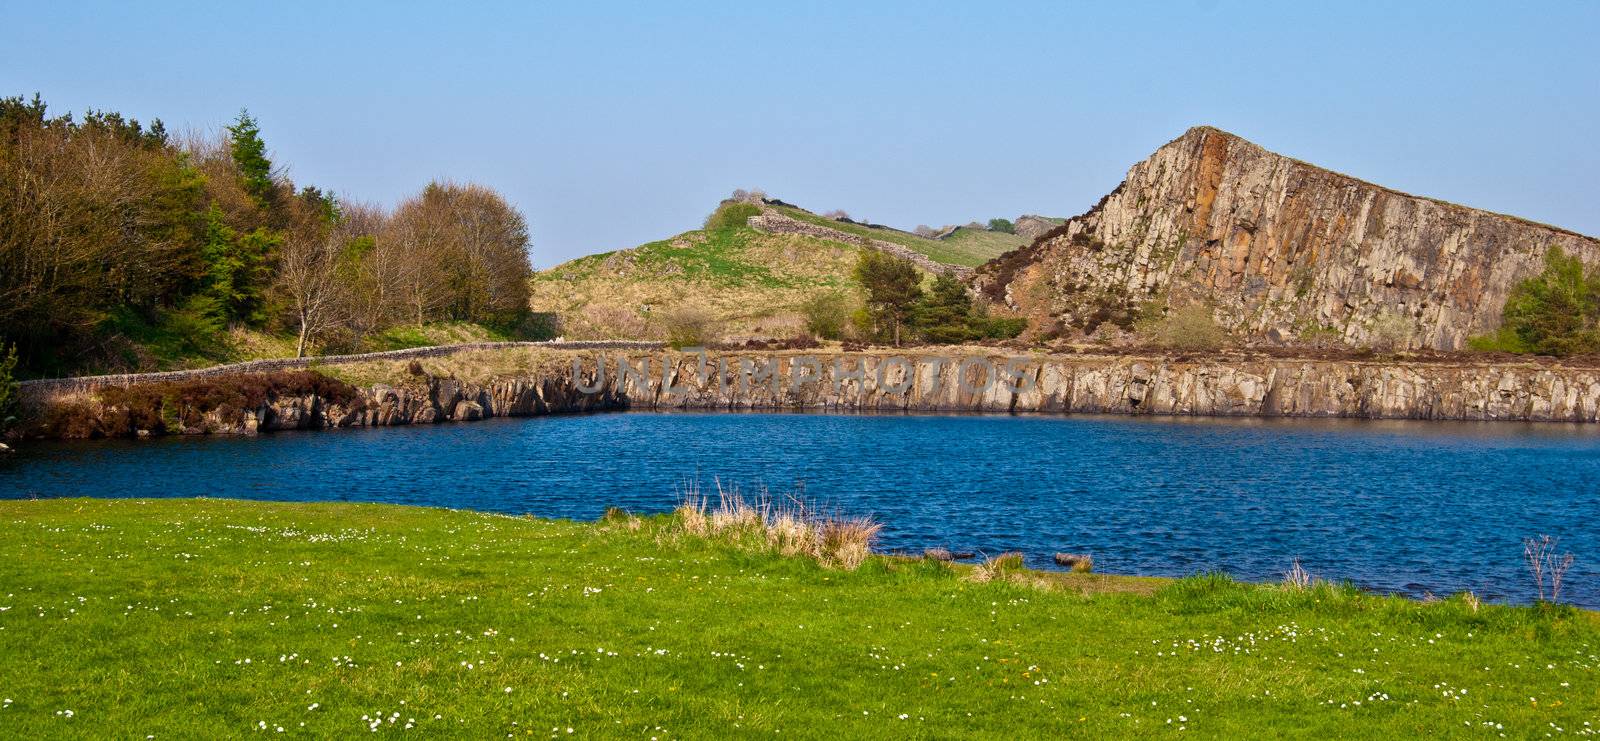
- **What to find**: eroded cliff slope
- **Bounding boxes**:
[975,127,1600,350]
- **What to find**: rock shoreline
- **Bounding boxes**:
[18,349,1600,440]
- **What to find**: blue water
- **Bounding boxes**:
[3,412,1598,607]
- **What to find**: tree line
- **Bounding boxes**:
[0,94,536,377]
[802,251,1026,345]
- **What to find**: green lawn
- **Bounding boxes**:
[0,498,1595,738]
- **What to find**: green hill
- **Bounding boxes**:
[530,199,1057,341]
[529,210,867,340]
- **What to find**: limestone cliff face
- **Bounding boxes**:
[28,350,1600,439]
[974,127,1600,350]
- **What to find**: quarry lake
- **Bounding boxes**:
[4,412,1598,607]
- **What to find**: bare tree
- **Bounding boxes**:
[277,215,350,357]
[385,181,532,327]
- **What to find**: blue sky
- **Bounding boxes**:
[3,1,1596,265]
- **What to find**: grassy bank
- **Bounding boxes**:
[0,499,1595,737]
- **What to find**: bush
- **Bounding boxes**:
[800,291,852,340]
[971,314,1028,340]
[1471,246,1600,356]
[704,202,761,231]
[987,218,1015,234]
[659,305,718,349]
[1137,304,1229,350]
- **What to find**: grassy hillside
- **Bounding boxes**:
[0,498,1595,737]
[940,225,1030,261]
[529,218,865,340]
[771,206,1016,268]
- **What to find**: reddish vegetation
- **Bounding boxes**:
[36,371,359,439]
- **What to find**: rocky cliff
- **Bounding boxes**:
[974,127,1600,350]
[24,349,1600,439]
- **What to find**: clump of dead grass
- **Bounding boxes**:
[670,479,881,570]
[968,551,1029,584]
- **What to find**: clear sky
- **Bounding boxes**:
[3,1,1596,266]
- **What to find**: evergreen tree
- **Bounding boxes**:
[853,251,923,345]
[226,109,276,208]
[198,205,278,324]
[1498,246,1600,356]
[913,273,976,344]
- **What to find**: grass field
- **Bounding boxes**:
[0,498,1595,738]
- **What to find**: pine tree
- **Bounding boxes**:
[226,109,275,208]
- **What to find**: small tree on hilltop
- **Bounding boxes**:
[988,218,1015,234]
[854,251,923,346]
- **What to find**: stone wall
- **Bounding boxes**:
[18,340,663,395]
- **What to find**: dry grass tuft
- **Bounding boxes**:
[670,479,880,570]
[969,552,1027,584]
[1283,558,1313,590]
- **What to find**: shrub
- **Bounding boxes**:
[913,225,939,238]
[800,291,852,340]
[822,210,850,221]
[659,305,718,349]
[1472,246,1600,356]
[1136,304,1229,350]
[704,202,761,231]
[987,218,1015,234]
[1368,310,1412,351]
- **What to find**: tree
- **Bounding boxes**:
[1490,246,1600,356]
[853,251,923,345]
[386,182,533,327]
[912,273,975,344]
[277,199,362,357]
[0,344,18,433]
[197,205,278,325]
[987,218,1015,234]
[226,109,276,209]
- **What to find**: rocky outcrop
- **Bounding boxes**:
[974,127,1600,350]
[24,350,1600,439]
[748,210,973,279]
[1012,215,1062,242]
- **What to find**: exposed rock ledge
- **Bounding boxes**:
[21,350,1600,439]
